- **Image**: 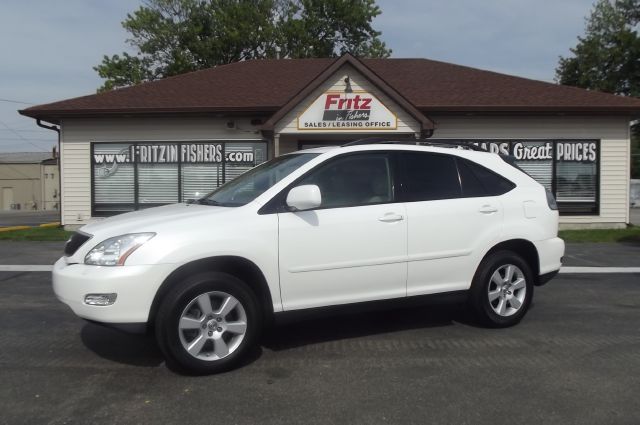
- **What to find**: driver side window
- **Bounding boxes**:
[297,153,393,209]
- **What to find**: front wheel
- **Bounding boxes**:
[155,272,260,374]
[469,251,534,328]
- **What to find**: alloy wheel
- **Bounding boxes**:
[178,291,248,361]
[487,264,527,317]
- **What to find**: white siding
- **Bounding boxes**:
[274,64,420,135]
[60,117,264,227]
[59,113,631,229]
[432,116,631,227]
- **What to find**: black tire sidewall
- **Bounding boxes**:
[155,272,260,374]
[470,250,534,328]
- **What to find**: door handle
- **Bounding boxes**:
[479,205,498,214]
[378,213,404,222]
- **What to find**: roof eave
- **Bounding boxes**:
[18,106,281,124]
[420,106,640,115]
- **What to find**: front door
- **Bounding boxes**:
[278,152,407,310]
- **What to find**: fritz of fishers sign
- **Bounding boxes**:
[297,91,397,130]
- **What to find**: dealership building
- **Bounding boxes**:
[20,54,640,229]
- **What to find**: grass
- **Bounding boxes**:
[559,226,640,243]
[0,226,73,241]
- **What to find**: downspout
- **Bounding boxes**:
[36,119,62,227]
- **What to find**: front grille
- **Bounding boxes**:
[64,232,91,256]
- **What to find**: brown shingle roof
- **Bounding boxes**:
[20,57,640,122]
[365,58,640,112]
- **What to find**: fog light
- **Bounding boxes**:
[84,293,117,306]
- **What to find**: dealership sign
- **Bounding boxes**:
[93,142,255,178]
[298,91,397,130]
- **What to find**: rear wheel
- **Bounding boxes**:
[155,272,260,374]
[469,251,533,327]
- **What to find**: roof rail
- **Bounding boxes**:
[342,137,487,152]
[342,136,415,146]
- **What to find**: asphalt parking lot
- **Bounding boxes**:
[0,211,59,227]
[1,260,639,424]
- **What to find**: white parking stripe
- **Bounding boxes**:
[0,265,638,274]
[0,265,53,272]
[560,267,640,274]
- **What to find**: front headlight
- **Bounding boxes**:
[84,233,155,266]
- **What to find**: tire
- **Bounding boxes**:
[469,250,534,328]
[155,272,261,374]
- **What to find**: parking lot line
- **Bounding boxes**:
[560,266,640,274]
[0,265,53,272]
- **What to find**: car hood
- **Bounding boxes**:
[79,203,233,236]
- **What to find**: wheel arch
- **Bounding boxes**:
[148,256,275,330]
[480,239,540,284]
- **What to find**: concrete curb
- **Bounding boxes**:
[39,222,61,228]
[0,226,32,233]
[0,222,61,233]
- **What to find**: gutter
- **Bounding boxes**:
[36,119,62,227]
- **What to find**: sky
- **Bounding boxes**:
[0,0,597,153]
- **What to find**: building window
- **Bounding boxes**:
[91,141,267,216]
[430,139,600,215]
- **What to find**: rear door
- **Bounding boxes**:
[399,152,505,296]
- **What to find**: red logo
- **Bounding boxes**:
[324,94,372,111]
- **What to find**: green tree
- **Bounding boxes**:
[556,0,640,178]
[95,0,391,92]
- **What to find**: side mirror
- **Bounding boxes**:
[286,185,321,211]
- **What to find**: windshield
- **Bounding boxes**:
[196,153,320,207]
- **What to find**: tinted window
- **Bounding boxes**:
[401,152,462,201]
[459,158,515,196]
[297,153,393,209]
[457,158,488,197]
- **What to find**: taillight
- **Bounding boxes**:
[546,190,558,210]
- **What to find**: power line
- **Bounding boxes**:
[0,98,34,105]
[0,128,51,133]
[0,137,54,142]
[0,119,49,152]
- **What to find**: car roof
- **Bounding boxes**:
[293,146,339,154]
[286,142,540,188]
[289,143,494,158]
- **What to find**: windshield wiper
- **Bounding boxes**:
[195,198,222,206]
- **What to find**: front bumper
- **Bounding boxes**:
[52,257,175,324]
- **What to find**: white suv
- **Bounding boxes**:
[54,140,564,374]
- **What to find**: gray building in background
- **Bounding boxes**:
[0,151,59,211]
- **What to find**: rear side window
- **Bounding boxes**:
[457,159,486,197]
[401,152,462,201]
[458,158,515,197]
